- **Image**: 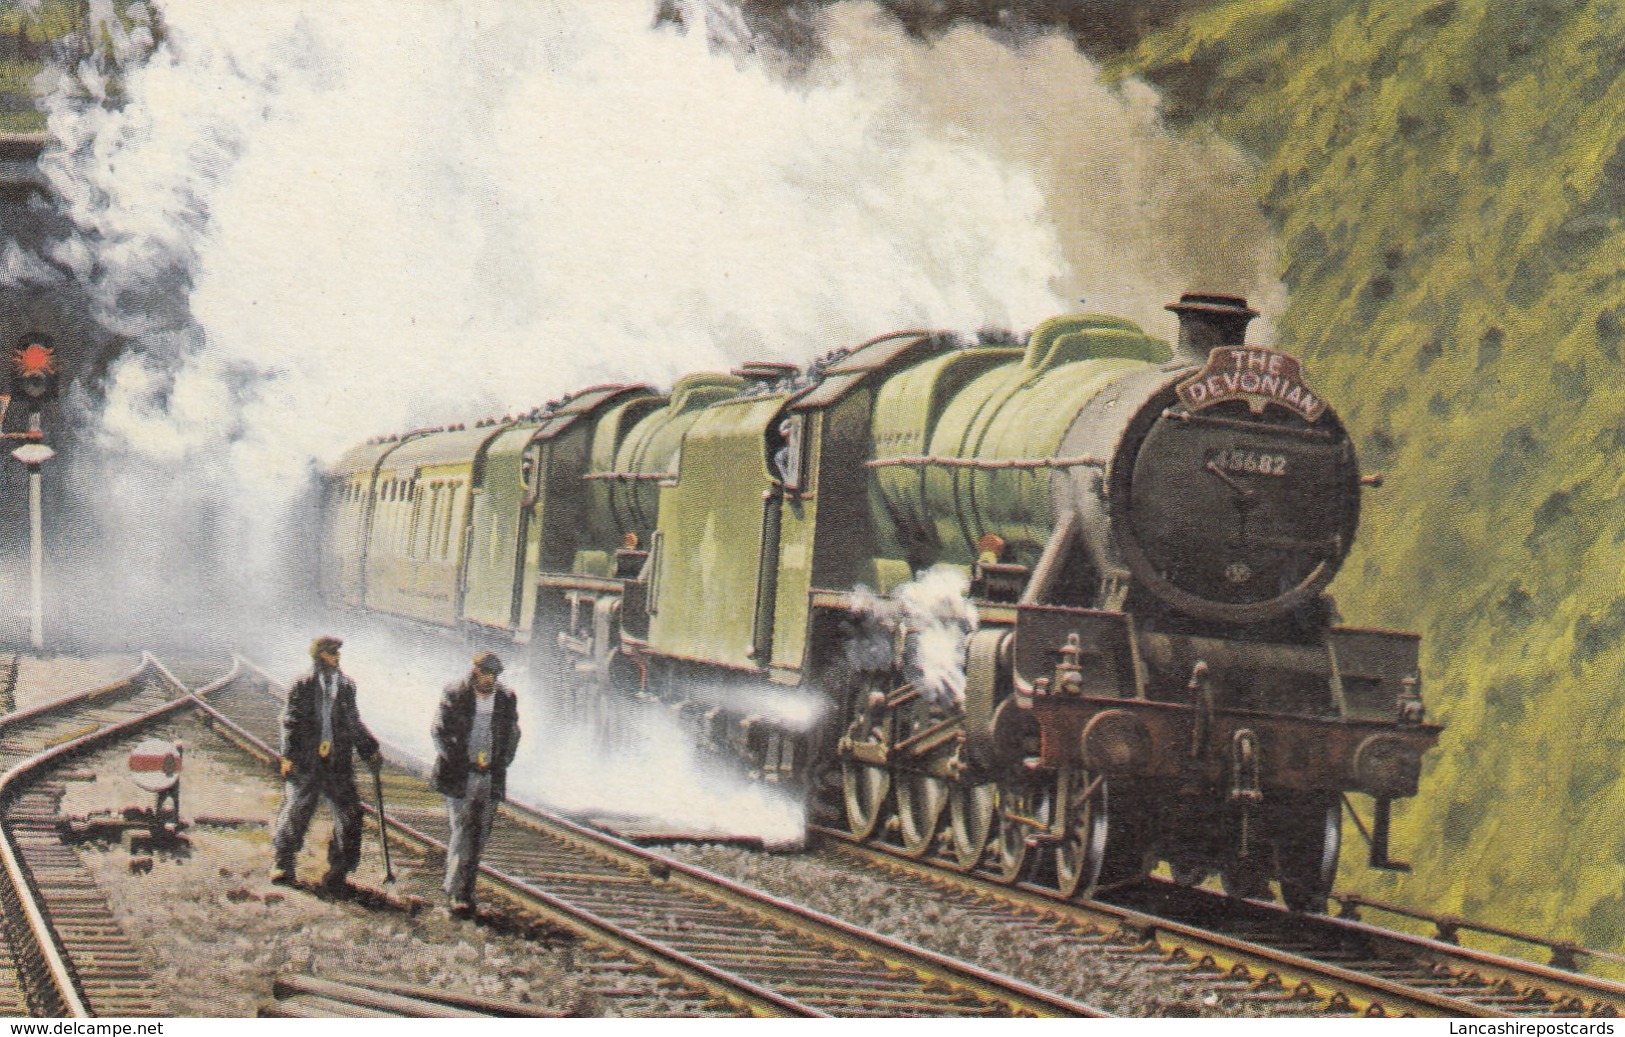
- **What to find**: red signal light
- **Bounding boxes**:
[11,342,55,379]
[9,336,58,403]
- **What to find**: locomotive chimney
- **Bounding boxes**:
[1165,293,1259,365]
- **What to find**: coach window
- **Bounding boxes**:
[437,487,449,560]
[422,482,442,561]
[436,482,453,560]
[406,482,423,558]
[445,483,459,559]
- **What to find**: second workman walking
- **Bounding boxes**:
[431,651,521,917]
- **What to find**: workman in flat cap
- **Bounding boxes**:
[270,636,382,896]
[432,651,521,916]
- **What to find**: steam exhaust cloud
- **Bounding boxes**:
[16,0,1285,837]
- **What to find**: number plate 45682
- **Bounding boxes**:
[1207,448,1288,477]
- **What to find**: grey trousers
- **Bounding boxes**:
[444,776,498,902]
[272,767,365,879]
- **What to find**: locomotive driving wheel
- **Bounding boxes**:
[947,781,996,871]
[840,677,894,841]
[895,772,948,857]
[842,761,890,840]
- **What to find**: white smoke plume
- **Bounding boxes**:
[40,2,1283,533]
[530,697,809,847]
[682,681,830,733]
[0,240,62,287]
[19,0,1287,833]
[253,620,809,845]
[850,564,979,708]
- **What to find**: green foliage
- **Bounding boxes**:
[1121,0,1625,959]
[0,1,95,134]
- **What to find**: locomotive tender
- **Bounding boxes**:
[321,293,1440,911]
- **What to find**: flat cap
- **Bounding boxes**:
[310,636,343,658]
[472,651,504,675]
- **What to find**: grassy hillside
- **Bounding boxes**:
[1118,0,1625,955]
[0,2,87,134]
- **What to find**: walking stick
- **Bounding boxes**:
[371,762,396,885]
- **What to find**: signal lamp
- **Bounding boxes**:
[9,334,58,405]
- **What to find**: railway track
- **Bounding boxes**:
[188,663,736,1019]
[1106,880,1625,1017]
[0,654,217,1016]
[196,659,1108,1018]
[259,972,569,1017]
[806,824,1625,1018]
[0,655,722,1018]
[13,653,1593,1018]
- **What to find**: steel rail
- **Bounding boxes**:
[1118,882,1625,1017]
[322,971,566,1017]
[200,663,1110,1019]
[505,805,1111,1018]
[1306,900,1625,1016]
[187,672,809,1018]
[809,824,1501,1019]
[0,654,201,1016]
[1332,892,1625,971]
[220,653,1609,1016]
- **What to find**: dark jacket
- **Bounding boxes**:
[431,677,521,800]
[282,667,380,778]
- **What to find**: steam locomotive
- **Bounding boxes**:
[320,293,1440,911]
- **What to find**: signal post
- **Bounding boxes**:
[2,334,58,652]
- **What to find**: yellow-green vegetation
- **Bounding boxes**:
[1120,0,1625,956]
[0,1,88,134]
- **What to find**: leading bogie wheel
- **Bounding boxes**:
[1219,803,1273,901]
[1059,774,1153,898]
[1168,862,1211,887]
[1219,863,1272,901]
[1276,795,1342,914]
